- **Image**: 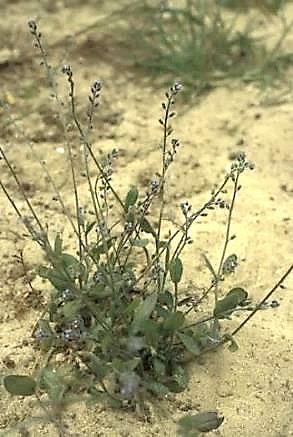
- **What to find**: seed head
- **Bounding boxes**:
[28,20,37,34]
[61,64,72,78]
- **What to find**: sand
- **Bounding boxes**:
[0,1,292,436]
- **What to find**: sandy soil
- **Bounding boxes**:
[0,1,292,436]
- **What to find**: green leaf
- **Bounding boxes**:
[4,375,36,396]
[125,186,138,211]
[54,233,63,255]
[130,238,149,247]
[177,411,224,434]
[38,266,69,291]
[201,253,217,280]
[139,217,156,237]
[142,319,161,347]
[112,358,140,373]
[131,293,158,334]
[147,381,169,397]
[124,296,141,315]
[214,287,248,318]
[163,311,185,331]
[80,353,109,380]
[178,332,201,356]
[40,367,60,390]
[40,367,66,404]
[85,221,96,236]
[153,357,166,378]
[168,365,189,393]
[169,257,183,284]
[61,300,83,321]
[60,254,85,278]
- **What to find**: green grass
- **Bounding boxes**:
[122,0,293,98]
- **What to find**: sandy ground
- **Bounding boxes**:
[0,1,293,436]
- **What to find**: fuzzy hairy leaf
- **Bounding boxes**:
[139,217,157,237]
[147,380,169,397]
[214,287,248,318]
[4,375,36,396]
[168,365,189,393]
[170,257,183,284]
[131,293,158,334]
[34,319,55,351]
[177,411,224,434]
[178,332,201,356]
[125,185,138,211]
[60,254,85,278]
[38,266,70,291]
[40,367,66,405]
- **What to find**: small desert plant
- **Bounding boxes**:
[0,20,292,437]
[123,0,293,97]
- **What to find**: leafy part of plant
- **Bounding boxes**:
[3,375,36,396]
[170,257,183,284]
[0,18,292,437]
[33,319,55,351]
[140,217,157,237]
[214,287,249,318]
[130,293,158,334]
[124,185,139,212]
[177,332,201,356]
[177,410,224,436]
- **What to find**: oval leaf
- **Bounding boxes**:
[178,332,201,356]
[131,293,158,334]
[4,375,36,396]
[177,411,224,433]
[125,186,138,211]
[139,218,156,237]
[169,257,183,284]
[147,381,169,397]
[214,287,248,318]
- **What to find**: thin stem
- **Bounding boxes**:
[216,171,239,280]
[0,147,49,250]
[174,282,179,312]
[156,95,172,256]
[134,174,230,287]
[29,27,84,287]
[231,264,293,337]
